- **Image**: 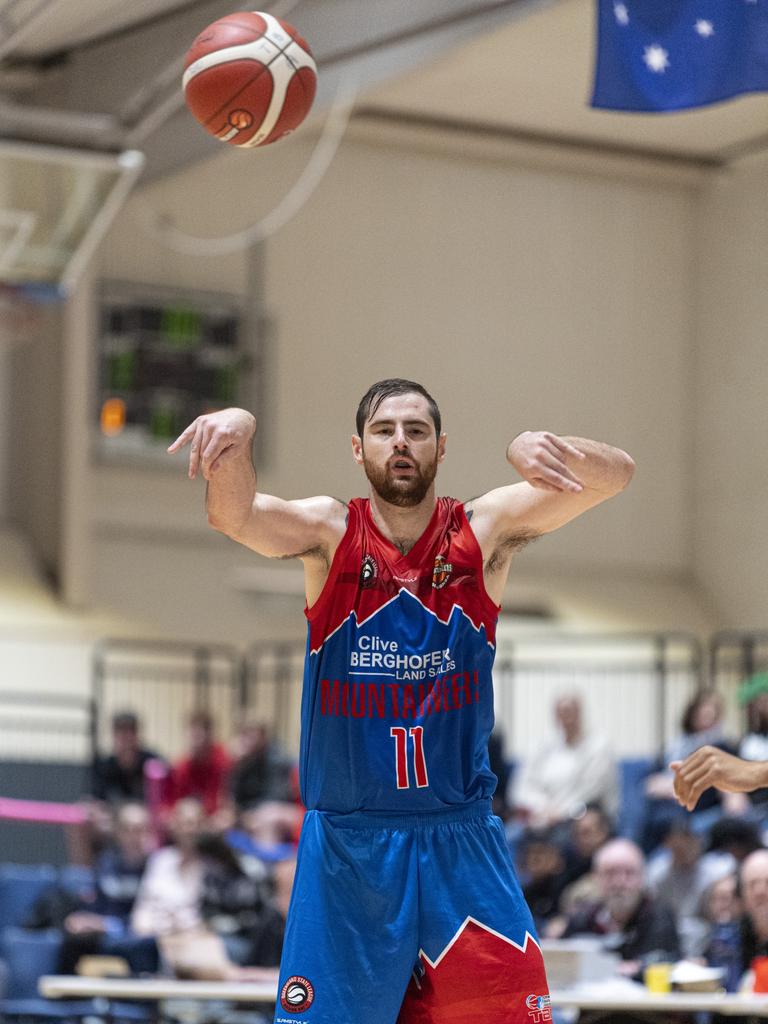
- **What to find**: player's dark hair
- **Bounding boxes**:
[356,379,441,438]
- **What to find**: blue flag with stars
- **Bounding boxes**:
[592,0,768,111]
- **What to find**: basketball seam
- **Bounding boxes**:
[199,36,310,131]
[264,62,314,145]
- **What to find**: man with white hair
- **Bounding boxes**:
[563,838,680,976]
[513,694,618,829]
[731,848,768,978]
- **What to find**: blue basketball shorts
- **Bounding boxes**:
[274,799,550,1024]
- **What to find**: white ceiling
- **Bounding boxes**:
[2,0,767,166]
[3,0,192,55]
[362,0,768,161]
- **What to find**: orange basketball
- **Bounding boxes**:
[183,11,317,148]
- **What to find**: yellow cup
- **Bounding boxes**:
[644,962,673,993]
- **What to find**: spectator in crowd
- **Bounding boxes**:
[168,711,232,817]
[562,805,615,889]
[647,820,734,958]
[129,803,283,983]
[131,798,206,937]
[227,800,304,863]
[518,829,567,933]
[246,856,297,968]
[699,872,742,990]
[707,818,763,865]
[640,690,745,853]
[229,722,295,812]
[197,832,271,966]
[701,872,741,929]
[512,694,618,831]
[56,802,159,974]
[549,805,615,926]
[488,728,512,820]
[90,711,163,805]
[563,838,680,979]
[725,848,768,980]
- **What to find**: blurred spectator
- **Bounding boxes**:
[197,832,271,965]
[702,872,742,928]
[647,820,734,958]
[168,711,232,817]
[229,722,295,812]
[57,802,158,974]
[640,691,745,853]
[563,838,680,979]
[512,694,618,829]
[700,873,743,993]
[488,728,512,820]
[131,798,205,937]
[562,805,615,889]
[91,711,163,804]
[702,848,768,1018]
[518,829,567,933]
[246,856,297,967]
[707,817,763,864]
[548,805,615,929]
[730,848,768,977]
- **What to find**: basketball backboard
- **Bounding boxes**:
[0,141,144,297]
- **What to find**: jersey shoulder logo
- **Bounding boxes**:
[280,975,315,1013]
[360,554,378,588]
[432,554,453,589]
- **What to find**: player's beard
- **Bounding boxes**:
[363,451,438,508]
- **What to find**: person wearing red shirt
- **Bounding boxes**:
[170,710,232,816]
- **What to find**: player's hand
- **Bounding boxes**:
[506,431,586,493]
[670,746,763,811]
[168,408,256,481]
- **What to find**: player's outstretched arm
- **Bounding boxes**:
[670,746,768,811]
[468,430,635,542]
[168,408,345,561]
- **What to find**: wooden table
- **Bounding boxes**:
[40,975,768,1018]
[550,983,768,1017]
[40,976,277,1004]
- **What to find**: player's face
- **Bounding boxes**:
[353,393,445,508]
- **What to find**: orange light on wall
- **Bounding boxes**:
[100,397,126,436]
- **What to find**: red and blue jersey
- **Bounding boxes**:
[300,497,500,813]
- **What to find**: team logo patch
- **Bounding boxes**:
[432,554,453,589]
[526,994,552,1021]
[280,976,315,1013]
[360,554,378,588]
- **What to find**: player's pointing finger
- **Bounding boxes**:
[167,422,197,453]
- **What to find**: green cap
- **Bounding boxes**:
[737,672,768,705]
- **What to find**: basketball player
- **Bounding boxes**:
[671,746,768,810]
[169,379,635,1024]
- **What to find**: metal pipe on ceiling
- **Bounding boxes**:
[0,0,61,63]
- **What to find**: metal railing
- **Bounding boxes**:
[92,638,243,759]
[494,632,704,760]
[3,629,768,771]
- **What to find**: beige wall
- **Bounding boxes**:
[694,152,768,627]
[90,123,706,644]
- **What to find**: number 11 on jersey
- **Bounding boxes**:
[390,726,429,789]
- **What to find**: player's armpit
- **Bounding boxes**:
[467,480,616,544]
[484,529,539,575]
[221,493,348,562]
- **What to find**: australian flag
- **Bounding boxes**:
[592,0,768,111]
